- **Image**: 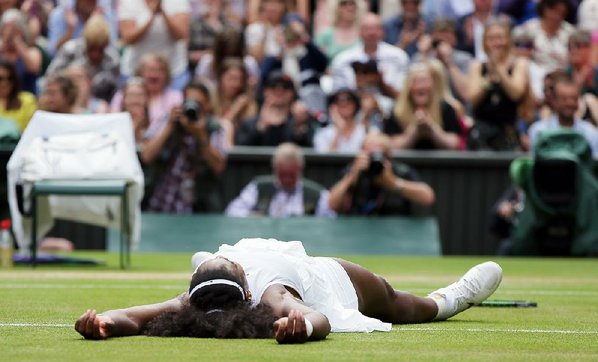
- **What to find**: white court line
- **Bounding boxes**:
[1,323,597,335]
[1,284,597,297]
[397,327,598,335]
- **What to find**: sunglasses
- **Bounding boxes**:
[339,0,356,6]
[334,94,356,103]
[514,42,533,49]
[268,82,294,90]
[568,42,590,50]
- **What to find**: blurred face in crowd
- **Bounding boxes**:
[264,80,295,107]
[0,65,13,99]
[362,133,390,157]
[140,58,168,94]
[401,0,420,22]
[432,28,457,48]
[360,13,384,48]
[333,91,358,119]
[568,38,591,67]
[65,66,91,100]
[185,87,212,115]
[513,37,534,59]
[85,41,108,65]
[76,0,97,20]
[337,0,358,23]
[553,81,579,123]
[542,2,568,24]
[484,24,510,60]
[473,0,493,13]
[122,79,148,122]
[274,158,302,192]
[409,68,433,108]
[42,81,71,113]
[261,0,286,24]
[220,66,245,99]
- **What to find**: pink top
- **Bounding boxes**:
[110,88,183,128]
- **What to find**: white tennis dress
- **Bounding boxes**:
[193,238,391,333]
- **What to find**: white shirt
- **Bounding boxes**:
[528,115,598,158]
[245,22,283,59]
[515,19,575,73]
[313,123,367,153]
[118,0,190,77]
[330,42,409,93]
[225,180,336,217]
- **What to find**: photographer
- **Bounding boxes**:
[141,80,229,214]
[328,133,435,216]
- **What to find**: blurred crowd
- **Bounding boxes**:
[1,0,597,215]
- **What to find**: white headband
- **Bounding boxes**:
[189,279,245,300]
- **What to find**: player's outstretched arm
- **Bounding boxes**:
[74,297,184,339]
[262,284,331,344]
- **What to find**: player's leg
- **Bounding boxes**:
[337,259,503,323]
[336,258,438,324]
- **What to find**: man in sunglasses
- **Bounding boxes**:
[236,71,315,147]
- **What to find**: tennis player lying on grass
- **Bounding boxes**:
[75,238,503,343]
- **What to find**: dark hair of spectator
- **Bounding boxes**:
[0,58,22,110]
[568,29,591,47]
[184,79,212,102]
[211,28,246,78]
[537,0,571,18]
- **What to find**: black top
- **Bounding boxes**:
[472,63,518,127]
[382,101,462,150]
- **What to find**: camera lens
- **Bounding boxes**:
[182,99,201,122]
[367,152,385,177]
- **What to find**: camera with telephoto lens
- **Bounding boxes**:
[182,98,201,122]
[367,152,385,177]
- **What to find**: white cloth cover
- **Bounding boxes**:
[6,111,144,251]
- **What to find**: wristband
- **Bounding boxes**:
[304,319,313,338]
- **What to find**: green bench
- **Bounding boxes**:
[108,214,441,257]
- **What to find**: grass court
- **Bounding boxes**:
[1,252,597,361]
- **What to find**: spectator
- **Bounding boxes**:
[118,0,190,91]
[235,71,315,147]
[412,17,473,104]
[314,88,367,153]
[511,27,545,103]
[187,0,241,73]
[225,142,335,217]
[421,0,474,22]
[0,58,37,132]
[120,77,150,144]
[45,13,119,102]
[110,53,183,132]
[64,64,109,114]
[383,0,430,58]
[514,0,574,73]
[38,72,78,113]
[456,0,509,60]
[245,0,288,64]
[383,62,462,150]
[19,0,53,43]
[47,0,116,56]
[528,77,598,157]
[467,18,529,151]
[314,0,366,61]
[566,30,598,96]
[247,0,310,24]
[330,12,409,100]
[213,57,257,147]
[0,9,43,94]
[328,132,435,216]
[194,28,260,92]
[143,80,228,213]
[260,13,329,115]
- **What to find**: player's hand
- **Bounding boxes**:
[75,310,115,340]
[273,309,308,344]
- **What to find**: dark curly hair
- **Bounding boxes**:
[143,303,277,338]
[143,265,277,338]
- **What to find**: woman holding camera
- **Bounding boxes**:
[328,133,435,216]
[142,80,228,214]
[383,61,462,150]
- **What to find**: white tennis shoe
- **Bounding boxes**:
[429,261,503,320]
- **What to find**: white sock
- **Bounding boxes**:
[428,293,454,321]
